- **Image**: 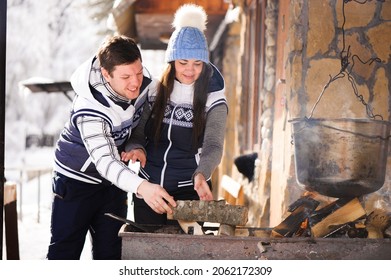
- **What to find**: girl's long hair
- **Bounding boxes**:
[150,61,213,150]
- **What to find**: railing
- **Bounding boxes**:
[5,167,52,223]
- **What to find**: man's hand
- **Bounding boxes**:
[193,173,213,201]
[137,180,176,214]
[121,148,146,167]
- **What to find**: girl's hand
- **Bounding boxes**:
[193,173,213,201]
[121,148,146,167]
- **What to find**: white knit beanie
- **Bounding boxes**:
[165,4,209,63]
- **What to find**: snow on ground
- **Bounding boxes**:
[3,152,93,260]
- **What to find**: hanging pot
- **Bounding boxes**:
[290,118,391,198]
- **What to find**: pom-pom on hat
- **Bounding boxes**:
[165,4,209,63]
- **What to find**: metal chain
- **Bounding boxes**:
[308,0,384,120]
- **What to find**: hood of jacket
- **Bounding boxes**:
[70,56,155,110]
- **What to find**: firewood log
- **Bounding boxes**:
[311,198,366,238]
[272,196,319,237]
[168,200,248,226]
[309,197,352,226]
[365,209,391,239]
[177,220,204,235]
[218,224,236,236]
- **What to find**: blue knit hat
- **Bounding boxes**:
[165,4,209,63]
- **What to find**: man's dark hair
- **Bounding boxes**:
[97,35,142,74]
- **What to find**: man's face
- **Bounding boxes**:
[174,59,203,85]
[101,59,144,100]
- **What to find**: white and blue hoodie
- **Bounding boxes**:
[53,57,156,193]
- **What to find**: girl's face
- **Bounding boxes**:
[174,59,203,85]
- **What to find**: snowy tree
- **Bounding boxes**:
[5,0,111,170]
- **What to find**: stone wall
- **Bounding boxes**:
[222,0,391,227]
[280,0,391,223]
[289,0,390,120]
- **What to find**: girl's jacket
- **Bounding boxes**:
[139,63,227,192]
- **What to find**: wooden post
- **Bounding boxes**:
[4,182,20,259]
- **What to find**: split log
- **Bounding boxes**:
[178,220,204,235]
[302,191,337,208]
[385,226,391,238]
[168,200,248,226]
[218,224,235,236]
[235,228,272,237]
[309,197,351,226]
[365,209,390,239]
[287,195,320,212]
[271,196,319,237]
[347,222,368,238]
[311,197,366,238]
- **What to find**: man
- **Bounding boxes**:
[47,35,176,260]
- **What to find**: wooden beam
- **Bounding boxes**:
[168,200,248,226]
[135,0,229,15]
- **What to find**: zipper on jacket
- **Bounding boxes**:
[160,104,178,186]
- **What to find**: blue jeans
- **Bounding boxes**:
[47,172,128,260]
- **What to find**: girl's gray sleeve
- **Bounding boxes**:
[194,104,228,180]
[125,101,151,152]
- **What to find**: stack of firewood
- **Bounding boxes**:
[272,193,391,238]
